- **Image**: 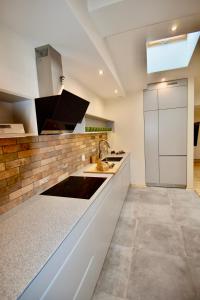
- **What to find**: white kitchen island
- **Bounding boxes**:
[0,154,130,300]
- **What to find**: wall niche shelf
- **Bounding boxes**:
[0,88,38,138]
[84,114,114,133]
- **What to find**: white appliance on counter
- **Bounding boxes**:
[0,123,25,134]
[144,78,187,187]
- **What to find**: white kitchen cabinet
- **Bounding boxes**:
[158,84,187,109]
[159,156,187,186]
[144,110,159,184]
[18,156,130,300]
[143,79,187,187]
[159,107,187,155]
[143,89,158,111]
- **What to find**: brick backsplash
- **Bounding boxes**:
[0,133,107,214]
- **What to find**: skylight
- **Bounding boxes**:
[87,0,124,11]
[146,31,200,74]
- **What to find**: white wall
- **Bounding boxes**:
[195,77,200,105]
[62,68,105,118]
[0,25,106,134]
[0,102,13,123]
[0,25,39,98]
[104,92,146,186]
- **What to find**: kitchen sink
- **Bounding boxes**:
[102,156,123,162]
[41,176,106,199]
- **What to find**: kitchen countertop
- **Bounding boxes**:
[0,153,128,300]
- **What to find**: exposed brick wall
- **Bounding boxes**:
[0,133,107,214]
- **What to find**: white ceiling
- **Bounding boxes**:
[88,0,200,37]
[1,0,200,99]
[0,0,121,99]
[105,14,200,93]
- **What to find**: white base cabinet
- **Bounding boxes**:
[18,156,130,300]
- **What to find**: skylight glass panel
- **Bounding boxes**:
[147,31,200,73]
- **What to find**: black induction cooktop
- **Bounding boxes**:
[41,176,106,199]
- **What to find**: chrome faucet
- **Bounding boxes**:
[98,139,110,159]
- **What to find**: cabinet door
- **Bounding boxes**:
[158,85,187,109]
[159,108,187,155]
[159,156,187,186]
[143,89,158,111]
[144,111,159,184]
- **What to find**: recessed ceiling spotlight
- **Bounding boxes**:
[161,78,166,82]
[114,89,118,94]
[171,24,177,32]
[98,69,103,76]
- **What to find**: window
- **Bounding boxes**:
[146,31,200,73]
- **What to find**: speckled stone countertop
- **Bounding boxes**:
[0,154,128,300]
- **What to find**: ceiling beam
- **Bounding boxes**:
[65,0,126,97]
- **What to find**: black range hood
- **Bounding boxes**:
[35,89,89,134]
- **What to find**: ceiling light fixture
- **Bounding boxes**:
[98,69,103,76]
[114,89,118,94]
[171,24,177,32]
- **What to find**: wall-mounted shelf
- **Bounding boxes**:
[0,88,38,137]
[85,128,112,132]
[0,88,34,102]
[85,114,114,133]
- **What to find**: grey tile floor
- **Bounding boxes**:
[92,187,200,300]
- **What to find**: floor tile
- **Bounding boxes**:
[132,202,174,224]
[133,191,170,205]
[169,189,200,208]
[182,226,200,257]
[172,206,200,228]
[93,187,200,300]
[95,244,132,298]
[128,187,170,205]
[111,216,136,247]
[135,221,185,257]
[103,244,132,273]
[148,187,168,195]
[186,257,200,298]
[120,201,134,219]
[126,249,196,300]
[92,291,125,300]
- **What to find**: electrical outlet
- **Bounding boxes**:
[81,154,86,161]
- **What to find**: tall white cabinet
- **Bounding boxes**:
[144,79,187,187]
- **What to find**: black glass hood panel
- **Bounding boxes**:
[41,176,106,199]
[35,89,90,134]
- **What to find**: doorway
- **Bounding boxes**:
[193,78,200,195]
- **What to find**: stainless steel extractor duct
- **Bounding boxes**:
[35,45,63,97]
